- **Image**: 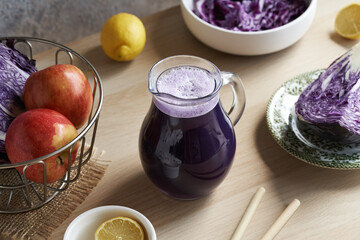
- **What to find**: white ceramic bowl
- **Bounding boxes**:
[64,205,156,240]
[180,0,317,55]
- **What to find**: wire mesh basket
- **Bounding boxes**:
[0,37,103,213]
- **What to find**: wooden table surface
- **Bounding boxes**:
[50,0,360,239]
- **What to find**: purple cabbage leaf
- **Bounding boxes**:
[0,42,37,154]
[295,44,360,143]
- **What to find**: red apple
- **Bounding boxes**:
[5,108,79,183]
[23,64,93,129]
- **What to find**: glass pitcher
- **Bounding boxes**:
[139,55,245,200]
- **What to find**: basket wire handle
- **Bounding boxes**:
[86,70,98,125]
[22,161,48,207]
[55,49,74,65]
[65,138,86,183]
[14,39,33,60]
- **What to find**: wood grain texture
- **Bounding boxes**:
[47,1,360,239]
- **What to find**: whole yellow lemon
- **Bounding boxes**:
[101,13,146,61]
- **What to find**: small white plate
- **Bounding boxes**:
[64,205,156,240]
[266,69,360,169]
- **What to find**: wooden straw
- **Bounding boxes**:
[230,187,266,240]
[261,198,301,240]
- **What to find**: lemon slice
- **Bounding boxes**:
[101,13,146,61]
[95,216,145,240]
[335,3,360,39]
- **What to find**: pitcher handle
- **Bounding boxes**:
[221,71,246,126]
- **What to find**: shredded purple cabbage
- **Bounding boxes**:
[0,41,37,153]
[193,0,308,31]
[295,44,360,143]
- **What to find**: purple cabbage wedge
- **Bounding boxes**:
[192,0,308,32]
[295,44,360,143]
[0,42,37,154]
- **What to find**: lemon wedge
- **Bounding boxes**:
[95,216,145,240]
[335,4,360,39]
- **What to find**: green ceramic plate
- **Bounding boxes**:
[266,69,360,170]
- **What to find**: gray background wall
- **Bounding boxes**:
[1,0,179,51]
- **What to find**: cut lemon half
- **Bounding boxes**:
[95,216,145,240]
[335,4,360,39]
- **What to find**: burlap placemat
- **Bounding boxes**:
[0,149,108,240]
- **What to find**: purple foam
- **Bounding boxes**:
[154,66,219,118]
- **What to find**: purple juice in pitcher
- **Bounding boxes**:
[139,66,236,199]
